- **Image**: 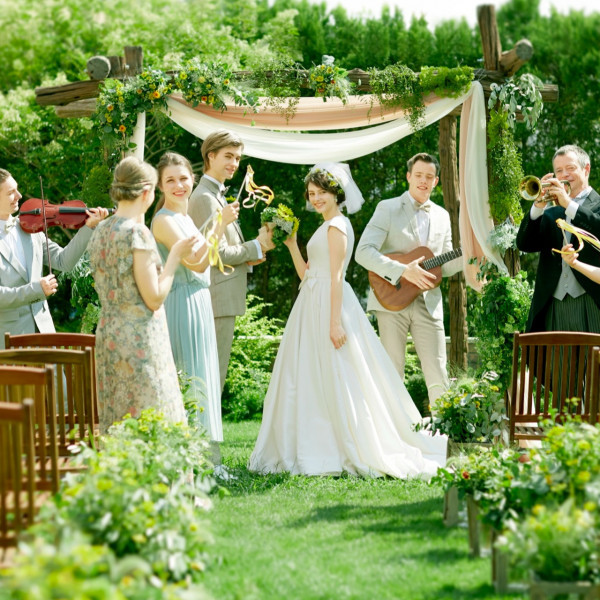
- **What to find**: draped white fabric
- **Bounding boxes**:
[139,81,500,285]
[164,91,472,164]
[461,83,507,276]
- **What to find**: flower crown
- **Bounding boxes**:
[306,168,343,195]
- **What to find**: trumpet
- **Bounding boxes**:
[519,175,571,202]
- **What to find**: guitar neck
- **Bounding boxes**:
[421,248,463,271]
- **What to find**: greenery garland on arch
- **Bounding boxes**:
[94,60,474,150]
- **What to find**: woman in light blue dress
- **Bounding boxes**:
[152,153,238,443]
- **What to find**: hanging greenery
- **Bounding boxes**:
[368,63,473,131]
[94,60,474,149]
[250,56,304,122]
[488,72,544,130]
[368,63,424,130]
[419,66,474,99]
[487,108,524,225]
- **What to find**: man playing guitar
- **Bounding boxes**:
[355,153,462,406]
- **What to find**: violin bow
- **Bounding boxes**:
[39,176,52,274]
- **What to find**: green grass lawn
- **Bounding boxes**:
[201,421,527,600]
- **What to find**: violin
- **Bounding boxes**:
[19,198,99,234]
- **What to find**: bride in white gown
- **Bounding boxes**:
[248,163,447,478]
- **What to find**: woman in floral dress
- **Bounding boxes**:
[88,156,197,433]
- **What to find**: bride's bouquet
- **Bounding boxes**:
[260,204,300,244]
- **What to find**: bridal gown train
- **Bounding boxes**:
[249,215,447,478]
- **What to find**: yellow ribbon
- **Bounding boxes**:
[204,209,234,276]
[241,165,275,209]
[553,218,600,256]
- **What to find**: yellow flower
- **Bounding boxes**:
[107,104,114,111]
[105,115,112,123]
[179,71,187,79]
[532,504,544,516]
[137,88,143,94]
[224,78,230,85]
[199,76,206,83]
[152,90,161,99]
[317,76,324,82]
[118,124,126,133]
[577,470,591,484]
[578,440,591,451]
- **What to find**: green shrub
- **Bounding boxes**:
[0,531,210,599]
[470,264,532,392]
[222,295,283,421]
[417,372,508,442]
[34,410,215,583]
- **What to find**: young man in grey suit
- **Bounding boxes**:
[188,130,274,393]
[0,169,108,348]
[355,153,461,405]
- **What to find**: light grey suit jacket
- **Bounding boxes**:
[0,221,93,348]
[188,175,260,318]
[355,192,459,320]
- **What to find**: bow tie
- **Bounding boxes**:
[414,202,431,213]
[4,216,16,233]
[219,186,230,198]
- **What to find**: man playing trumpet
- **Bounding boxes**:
[516,144,600,332]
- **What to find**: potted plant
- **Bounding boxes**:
[416,371,508,452]
[496,499,600,597]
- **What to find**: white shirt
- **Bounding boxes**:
[0,218,27,272]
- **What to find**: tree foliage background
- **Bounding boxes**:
[0,0,598,328]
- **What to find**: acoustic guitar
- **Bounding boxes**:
[367,246,463,311]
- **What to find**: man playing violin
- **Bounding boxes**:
[516,144,600,333]
[356,153,461,406]
[0,169,108,348]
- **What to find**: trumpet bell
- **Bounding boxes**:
[519,176,572,201]
[519,175,542,201]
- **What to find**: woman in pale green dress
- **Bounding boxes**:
[88,156,198,433]
[152,153,238,442]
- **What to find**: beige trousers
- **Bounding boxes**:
[214,315,236,394]
[375,294,449,404]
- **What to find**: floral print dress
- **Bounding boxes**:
[88,216,186,433]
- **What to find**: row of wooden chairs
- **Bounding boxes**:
[0,333,97,565]
[508,331,600,443]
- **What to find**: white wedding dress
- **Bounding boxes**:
[248,215,447,478]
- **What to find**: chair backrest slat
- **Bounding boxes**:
[5,333,98,427]
[0,399,36,547]
[0,366,58,493]
[0,348,95,453]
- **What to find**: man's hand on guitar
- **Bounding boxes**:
[400,256,437,290]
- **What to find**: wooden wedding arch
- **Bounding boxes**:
[34,4,558,371]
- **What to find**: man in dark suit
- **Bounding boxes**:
[517,145,600,332]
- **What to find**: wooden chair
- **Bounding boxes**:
[5,333,98,426]
[0,348,96,458]
[588,346,600,424]
[0,399,36,566]
[0,366,59,494]
[509,331,600,443]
